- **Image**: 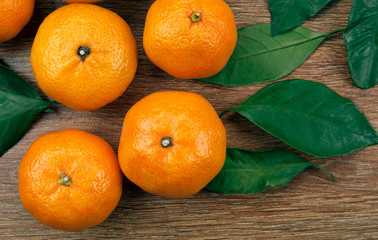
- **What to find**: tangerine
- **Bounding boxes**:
[143,0,237,79]
[118,91,227,198]
[0,0,35,43]
[31,4,138,111]
[18,129,122,231]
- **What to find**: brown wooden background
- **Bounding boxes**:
[1,0,377,239]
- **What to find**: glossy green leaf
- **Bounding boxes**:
[221,79,378,158]
[0,64,42,100]
[269,0,332,36]
[206,148,336,194]
[343,0,378,89]
[0,64,56,157]
[198,24,328,86]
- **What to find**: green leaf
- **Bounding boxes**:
[0,64,42,100]
[197,24,327,86]
[206,148,336,194]
[221,79,378,158]
[343,0,378,89]
[269,0,332,36]
[0,64,56,157]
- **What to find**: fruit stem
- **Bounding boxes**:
[191,12,201,23]
[77,46,90,62]
[161,136,173,148]
[57,172,72,186]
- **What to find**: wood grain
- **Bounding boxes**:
[1,0,377,239]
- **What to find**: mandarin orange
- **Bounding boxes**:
[19,129,123,231]
[143,0,237,79]
[118,91,227,198]
[31,4,137,111]
[0,0,35,43]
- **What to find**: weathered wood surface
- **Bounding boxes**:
[0,0,377,239]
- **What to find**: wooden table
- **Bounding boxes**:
[1,0,377,238]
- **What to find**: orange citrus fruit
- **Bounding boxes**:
[64,0,102,3]
[143,0,237,79]
[0,0,35,43]
[31,4,138,111]
[18,129,122,231]
[118,91,227,198]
